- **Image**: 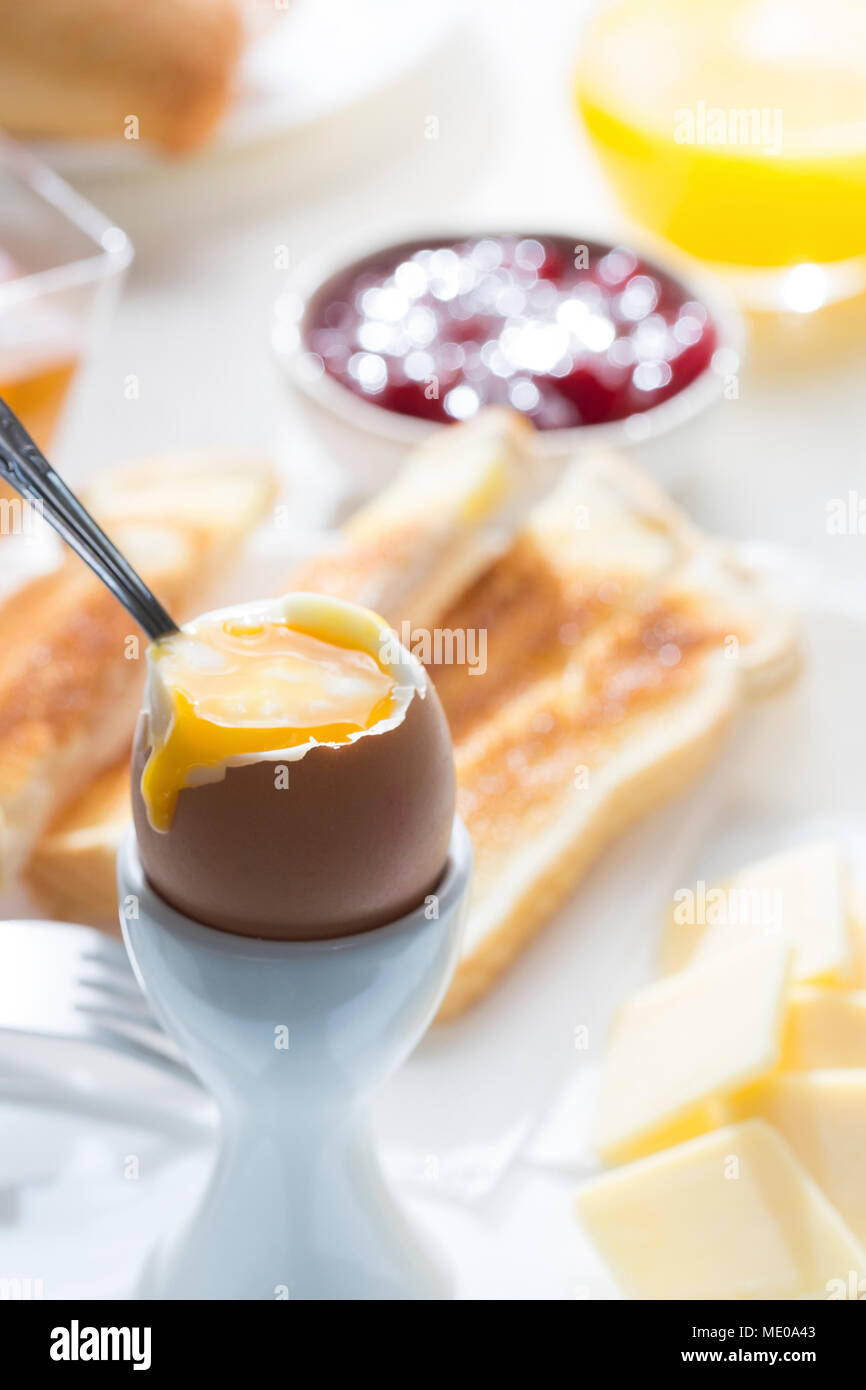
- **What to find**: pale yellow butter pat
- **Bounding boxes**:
[661,842,852,984]
[849,891,866,987]
[597,936,790,1162]
[577,1120,866,1300]
[782,987,866,1070]
[727,1071,866,1247]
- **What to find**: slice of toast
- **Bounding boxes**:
[2,451,275,889]
[429,451,696,745]
[27,760,131,928]
[433,451,795,747]
[433,452,796,1017]
[291,408,536,631]
[442,576,793,1019]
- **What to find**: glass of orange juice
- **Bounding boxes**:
[575,0,866,309]
[0,138,132,455]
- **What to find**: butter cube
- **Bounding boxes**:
[727,1072,866,1246]
[782,987,866,1070]
[661,841,852,984]
[597,936,790,1162]
[576,1120,866,1300]
[849,893,866,986]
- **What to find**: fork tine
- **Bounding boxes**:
[77,971,151,1007]
[79,942,137,977]
[0,918,199,1090]
[86,1020,197,1086]
[75,1000,166,1035]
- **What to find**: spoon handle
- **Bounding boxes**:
[0,396,178,641]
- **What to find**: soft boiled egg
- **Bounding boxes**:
[131,593,456,940]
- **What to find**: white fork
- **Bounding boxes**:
[0,918,211,1133]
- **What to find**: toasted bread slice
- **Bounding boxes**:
[442,606,752,1020]
[27,760,130,929]
[291,409,535,632]
[2,451,274,889]
[430,451,698,744]
[433,451,796,749]
[431,449,796,1018]
[81,450,276,551]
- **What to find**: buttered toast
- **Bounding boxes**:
[291,409,535,630]
[1,451,275,888]
[419,449,796,1015]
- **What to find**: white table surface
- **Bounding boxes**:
[15,0,866,1300]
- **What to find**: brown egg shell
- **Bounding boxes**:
[131,683,456,941]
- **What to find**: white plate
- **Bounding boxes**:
[30,0,462,177]
[1,555,863,1299]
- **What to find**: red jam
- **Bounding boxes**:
[303,234,717,430]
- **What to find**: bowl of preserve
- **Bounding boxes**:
[273,229,744,493]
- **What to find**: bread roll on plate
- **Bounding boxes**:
[0,0,247,152]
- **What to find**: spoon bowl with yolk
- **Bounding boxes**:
[131,595,456,941]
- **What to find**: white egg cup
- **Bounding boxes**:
[117,818,471,1301]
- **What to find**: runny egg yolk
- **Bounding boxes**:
[142,617,398,832]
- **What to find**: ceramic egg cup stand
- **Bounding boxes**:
[117,819,471,1301]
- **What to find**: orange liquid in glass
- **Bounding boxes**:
[0,356,78,452]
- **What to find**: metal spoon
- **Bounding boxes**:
[0,395,178,640]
